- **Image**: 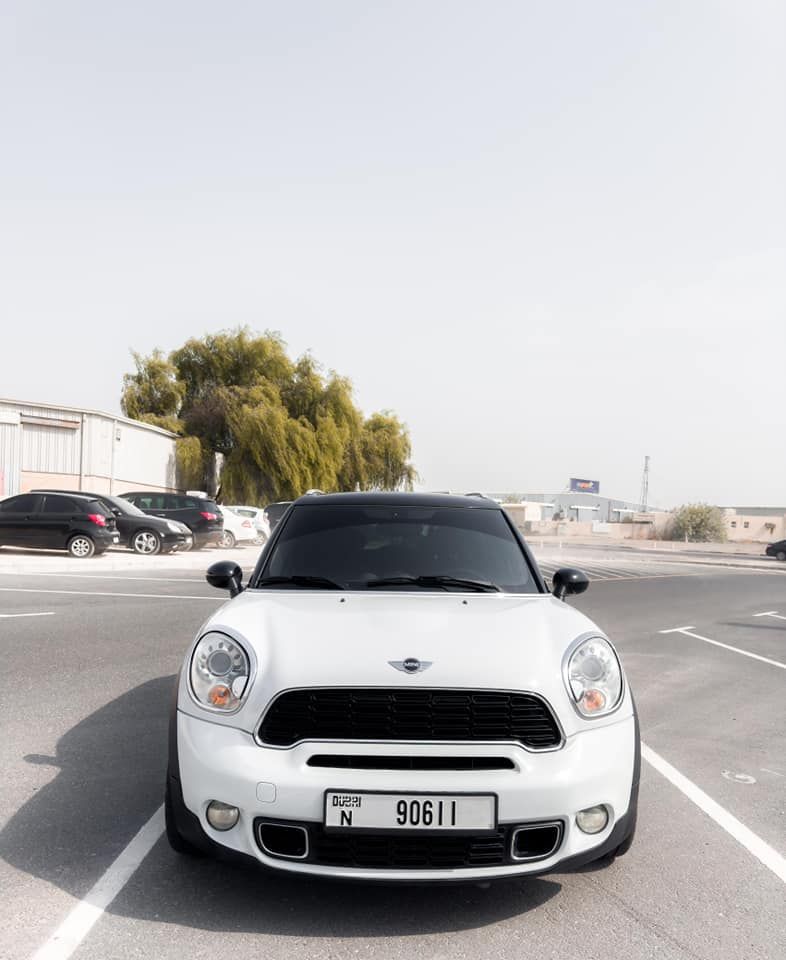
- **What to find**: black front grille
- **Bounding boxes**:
[258,688,562,749]
[311,825,509,869]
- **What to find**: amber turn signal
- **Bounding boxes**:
[581,688,607,712]
[208,683,232,707]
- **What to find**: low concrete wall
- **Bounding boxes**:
[503,509,595,538]
[503,506,667,541]
[20,471,174,495]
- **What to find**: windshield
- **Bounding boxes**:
[258,504,538,593]
[102,495,145,517]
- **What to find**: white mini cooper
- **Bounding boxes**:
[166,493,638,882]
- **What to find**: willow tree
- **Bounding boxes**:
[121,350,184,434]
[120,328,416,501]
[362,412,417,491]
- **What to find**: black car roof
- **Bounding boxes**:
[30,489,110,502]
[291,492,501,509]
[121,490,213,498]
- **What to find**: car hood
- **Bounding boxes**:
[178,590,629,737]
[130,515,180,532]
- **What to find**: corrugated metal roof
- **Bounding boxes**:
[0,398,178,438]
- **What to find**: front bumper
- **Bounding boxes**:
[174,709,638,881]
[165,532,193,551]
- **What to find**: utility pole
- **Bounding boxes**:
[639,455,650,511]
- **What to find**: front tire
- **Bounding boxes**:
[132,530,162,555]
[218,531,236,549]
[67,535,95,558]
[776,551,786,562]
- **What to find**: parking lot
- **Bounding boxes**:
[1,544,784,960]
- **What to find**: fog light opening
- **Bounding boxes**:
[576,805,609,835]
[511,822,563,861]
[258,822,309,860]
[206,800,240,831]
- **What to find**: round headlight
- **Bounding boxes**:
[190,631,250,710]
[566,636,622,718]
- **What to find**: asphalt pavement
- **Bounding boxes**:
[1,546,784,960]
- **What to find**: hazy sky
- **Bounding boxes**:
[1,1,784,507]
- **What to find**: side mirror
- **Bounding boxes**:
[206,561,244,597]
[551,567,589,601]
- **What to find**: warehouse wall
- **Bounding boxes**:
[0,400,177,497]
[0,408,22,498]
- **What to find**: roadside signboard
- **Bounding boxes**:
[569,478,600,494]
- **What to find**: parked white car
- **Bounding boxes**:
[166,493,638,882]
[225,505,270,545]
[216,505,256,549]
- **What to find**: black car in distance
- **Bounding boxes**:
[33,490,192,555]
[765,540,786,561]
[120,492,223,549]
[0,492,119,557]
[263,500,292,533]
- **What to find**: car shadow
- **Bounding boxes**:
[0,676,560,936]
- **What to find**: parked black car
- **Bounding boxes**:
[0,492,119,557]
[765,540,786,561]
[263,500,292,533]
[119,492,223,549]
[33,490,192,555]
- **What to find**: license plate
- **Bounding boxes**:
[112,536,119,543]
[324,792,497,832]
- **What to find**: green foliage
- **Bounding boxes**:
[121,351,184,426]
[361,412,416,491]
[175,436,205,491]
[670,503,727,542]
[123,328,416,501]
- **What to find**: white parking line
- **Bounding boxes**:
[31,805,164,960]
[660,626,786,670]
[642,743,786,884]
[0,611,55,619]
[591,572,715,583]
[0,587,218,602]
[0,572,255,585]
[10,572,206,583]
[753,611,786,621]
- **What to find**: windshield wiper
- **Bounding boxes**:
[365,575,500,593]
[255,575,345,590]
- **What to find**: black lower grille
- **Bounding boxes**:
[314,825,508,869]
[307,755,515,771]
[258,688,562,749]
[254,819,564,869]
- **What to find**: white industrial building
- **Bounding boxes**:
[0,398,178,499]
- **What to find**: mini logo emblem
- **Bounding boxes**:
[389,658,432,674]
